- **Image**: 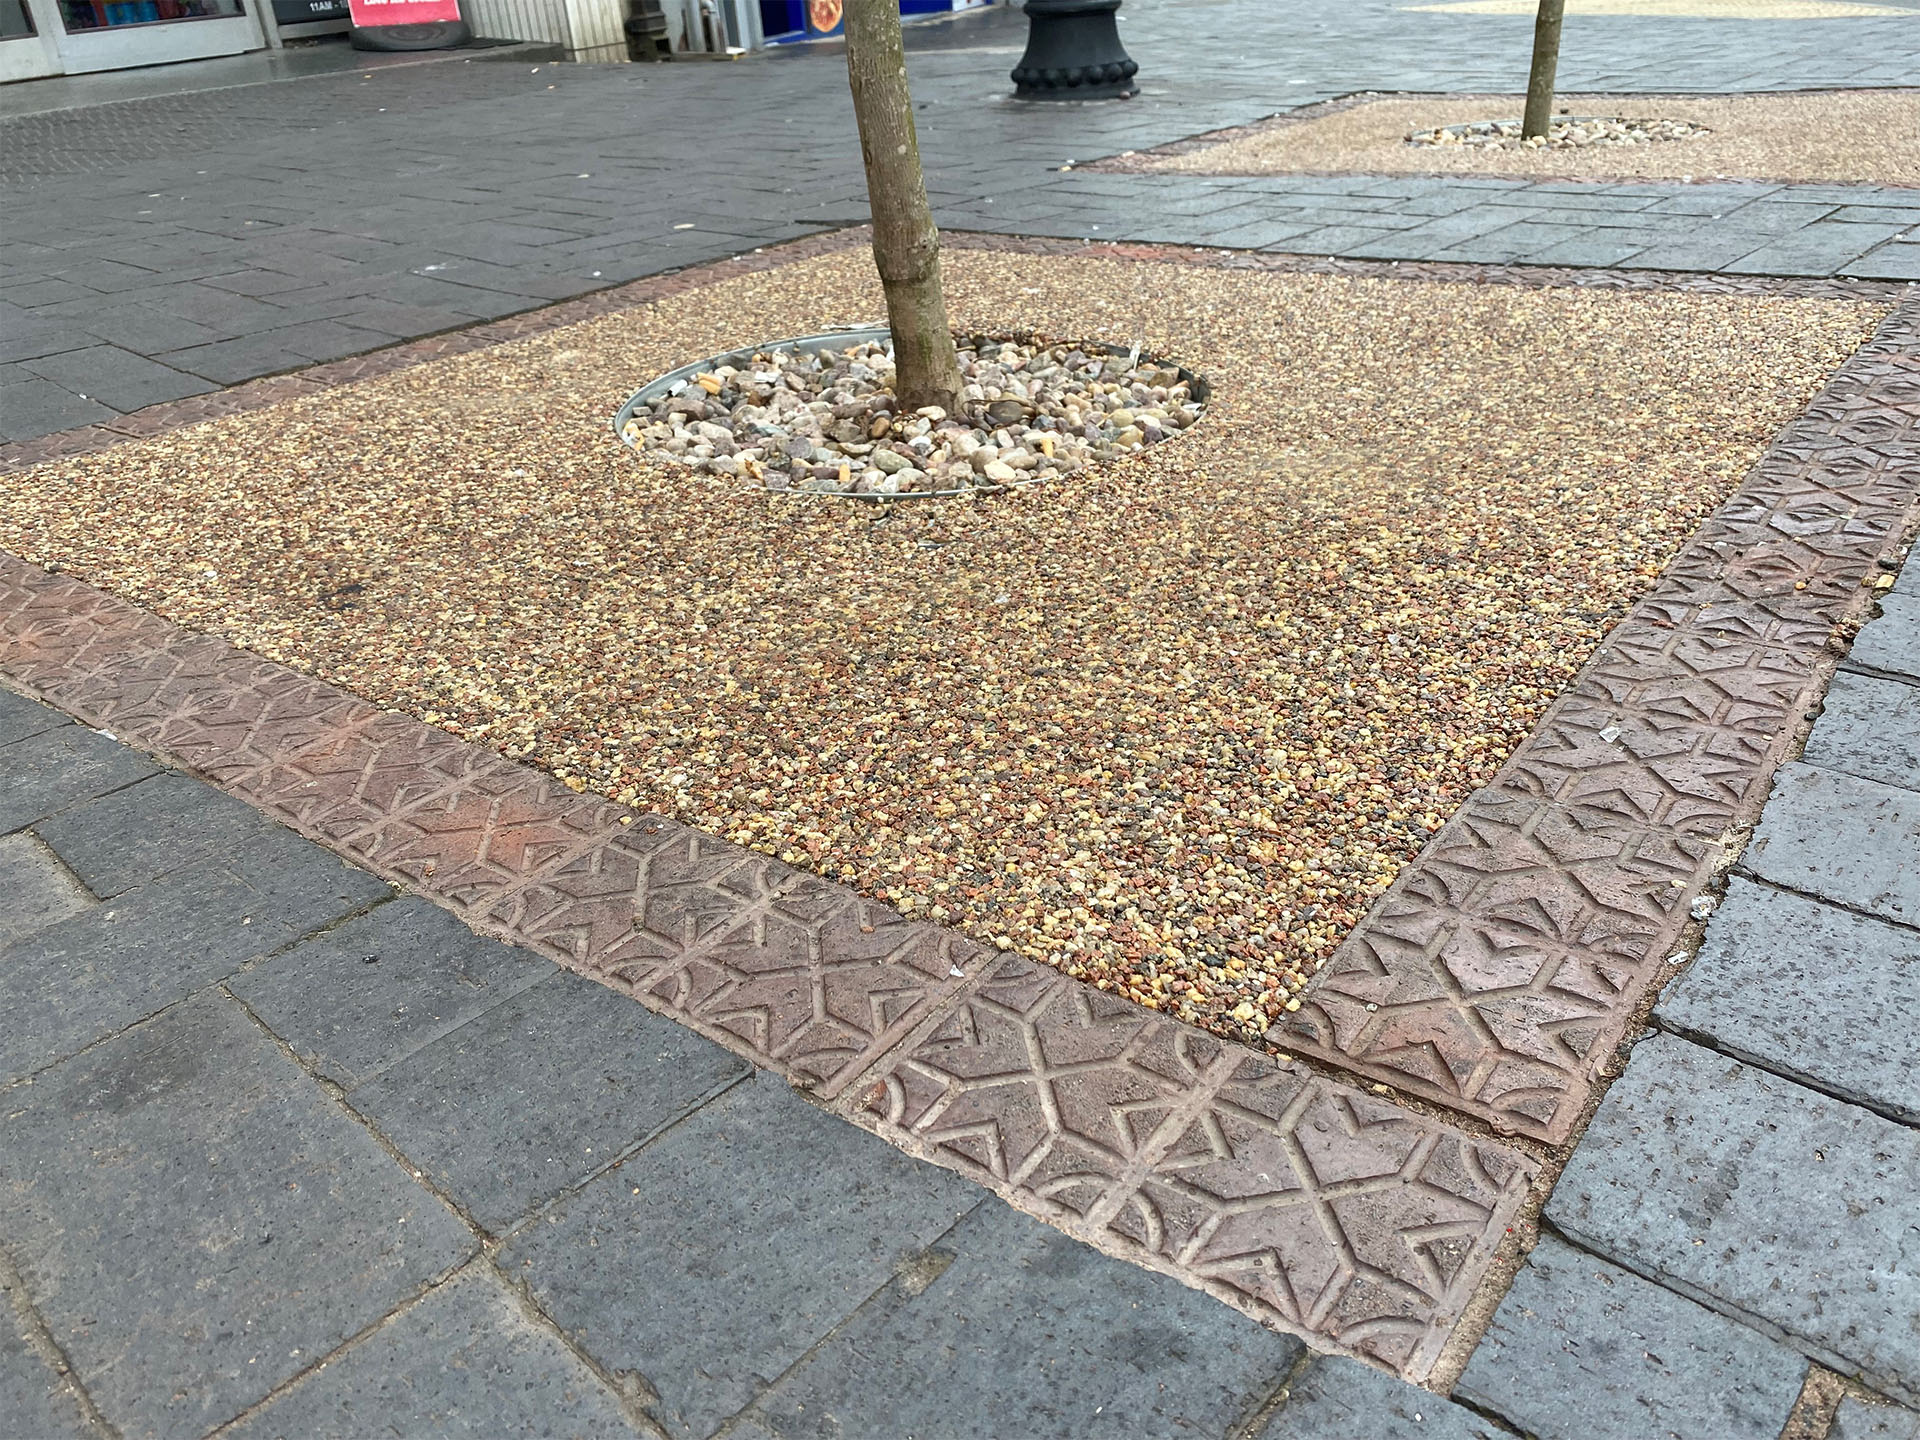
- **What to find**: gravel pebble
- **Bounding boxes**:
[1407,116,1712,150]
[0,249,1885,1049]
[623,335,1203,496]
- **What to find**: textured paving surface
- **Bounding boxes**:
[1279,282,1920,1141]
[0,686,1319,1438]
[7,0,1920,441]
[1532,541,1920,1427]
[0,560,1535,1382]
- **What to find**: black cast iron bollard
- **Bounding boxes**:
[1010,0,1139,101]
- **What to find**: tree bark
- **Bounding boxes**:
[843,0,964,413]
[1522,0,1566,140]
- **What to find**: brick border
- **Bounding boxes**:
[0,553,1533,1385]
[1280,293,1920,1143]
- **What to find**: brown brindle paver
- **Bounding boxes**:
[1281,303,1920,1142]
[0,549,1532,1380]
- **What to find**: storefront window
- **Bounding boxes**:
[58,0,241,28]
[1,0,37,38]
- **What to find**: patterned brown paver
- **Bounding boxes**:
[1281,302,1920,1141]
[4,230,1914,1372]
[0,550,1532,1380]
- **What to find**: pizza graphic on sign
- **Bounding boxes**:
[809,0,842,31]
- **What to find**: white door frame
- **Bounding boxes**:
[47,0,265,74]
[0,0,64,80]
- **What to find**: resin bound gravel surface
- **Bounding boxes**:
[0,245,1887,1053]
[1134,90,1920,187]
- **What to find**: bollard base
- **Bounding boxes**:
[1011,0,1139,101]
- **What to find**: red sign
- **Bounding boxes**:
[348,0,460,25]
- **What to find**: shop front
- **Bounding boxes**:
[0,0,269,79]
[757,0,990,43]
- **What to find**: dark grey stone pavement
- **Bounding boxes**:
[7,0,1920,440]
[1500,552,1920,1432]
[2,676,1329,1439]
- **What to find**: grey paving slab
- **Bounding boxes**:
[1845,245,1920,283]
[1801,670,1920,795]
[1259,1356,1500,1440]
[735,1199,1300,1440]
[1835,1396,1920,1440]
[1455,1234,1805,1440]
[223,1264,643,1440]
[0,376,116,442]
[1742,762,1920,926]
[348,970,749,1233]
[230,896,550,1090]
[0,831,388,1084]
[33,770,300,897]
[0,1263,99,1440]
[501,1071,981,1440]
[0,993,476,1440]
[0,686,70,745]
[1657,878,1920,1124]
[0,724,158,835]
[1547,1033,1920,1406]
[1720,222,1913,278]
[1851,593,1920,682]
[16,343,214,411]
[0,831,91,949]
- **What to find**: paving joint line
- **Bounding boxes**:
[0,1239,118,1440]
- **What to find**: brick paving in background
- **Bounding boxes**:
[7,0,1920,441]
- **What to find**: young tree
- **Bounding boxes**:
[843,0,965,412]
[1522,0,1566,140]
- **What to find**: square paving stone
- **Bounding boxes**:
[0,724,157,835]
[0,377,115,441]
[1455,1234,1805,1440]
[0,686,69,745]
[1657,878,1920,1124]
[230,897,551,1089]
[222,1265,642,1440]
[1850,594,1920,682]
[34,771,305,896]
[18,344,214,412]
[500,1071,982,1440]
[736,1198,1300,1440]
[1741,762,1920,926]
[0,830,92,949]
[1801,671,1920,795]
[1547,1033,1920,1406]
[1834,1395,1920,1440]
[0,832,389,1084]
[0,994,476,1440]
[348,970,748,1233]
[1260,1356,1511,1439]
[0,1268,97,1440]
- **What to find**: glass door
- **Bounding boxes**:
[49,0,265,72]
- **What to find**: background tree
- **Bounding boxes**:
[1522,0,1567,140]
[843,0,965,412]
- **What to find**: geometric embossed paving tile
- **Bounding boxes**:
[1281,302,1920,1141]
[0,547,1531,1380]
[3,235,1916,1372]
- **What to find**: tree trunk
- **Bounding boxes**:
[1522,0,1566,140]
[843,0,964,413]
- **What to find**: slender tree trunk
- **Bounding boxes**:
[843,0,964,413]
[1522,0,1565,140]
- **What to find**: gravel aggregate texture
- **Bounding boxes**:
[1134,90,1920,187]
[0,245,1886,1052]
